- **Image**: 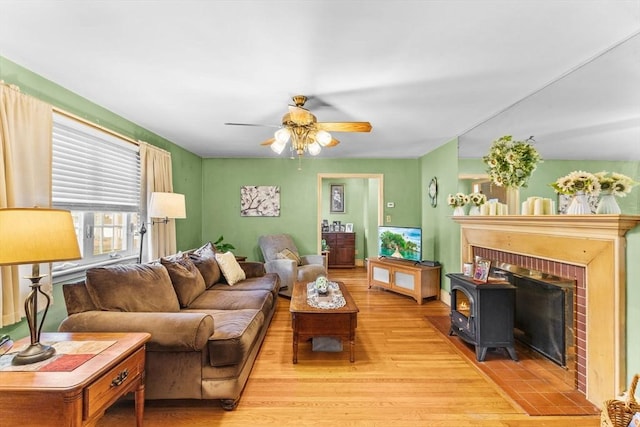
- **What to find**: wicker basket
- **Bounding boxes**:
[601,374,640,427]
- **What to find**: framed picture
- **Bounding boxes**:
[345,223,354,233]
[330,184,345,213]
[240,186,280,217]
[473,258,491,283]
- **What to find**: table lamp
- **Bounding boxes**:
[0,208,81,365]
[138,192,186,262]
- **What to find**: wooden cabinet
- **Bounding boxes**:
[322,232,356,268]
[447,273,518,361]
[367,257,441,304]
[0,332,150,427]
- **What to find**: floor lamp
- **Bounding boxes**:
[0,208,81,365]
[138,192,186,263]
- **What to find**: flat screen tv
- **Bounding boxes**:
[378,226,422,262]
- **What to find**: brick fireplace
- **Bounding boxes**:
[452,215,640,407]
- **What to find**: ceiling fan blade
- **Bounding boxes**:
[225,122,280,128]
[326,137,341,147]
[260,137,276,146]
[316,122,372,132]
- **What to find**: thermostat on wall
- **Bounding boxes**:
[386,202,395,208]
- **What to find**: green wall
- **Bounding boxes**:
[419,138,460,291]
[201,158,421,262]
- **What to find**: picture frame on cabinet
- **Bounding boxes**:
[345,223,354,233]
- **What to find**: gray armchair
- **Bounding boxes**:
[258,234,327,297]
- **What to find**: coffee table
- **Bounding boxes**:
[290,280,359,363]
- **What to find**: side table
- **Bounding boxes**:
[0,332,150,426]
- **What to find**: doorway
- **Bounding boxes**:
[316,173,384,264]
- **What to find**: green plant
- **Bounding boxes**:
[213,235,235,253]
[483,135,542,188]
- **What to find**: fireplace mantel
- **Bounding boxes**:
[452,214,640,406]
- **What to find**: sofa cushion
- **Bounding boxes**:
[188,289,274,320]
[161,254,206,307]
[215,251,246,285]
[189,242,221,288]
[276,247,302,265]
[85,264,180,312]
[206,309,265,367]
[62,281,98,315]
[209,273,280,297]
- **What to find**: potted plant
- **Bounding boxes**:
[213,235,235,253]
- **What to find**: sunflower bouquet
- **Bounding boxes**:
[447,193,469,208]
[594,171,637,197]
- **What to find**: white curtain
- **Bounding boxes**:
[139,141,176,262]
[0,82,53,327]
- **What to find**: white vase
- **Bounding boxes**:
[469,205,481,216]
[453,206,466,216]
[596,190,621,214]
[566,191,592,215]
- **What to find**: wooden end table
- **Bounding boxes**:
[290,281,359,363]
[0,332,150,427]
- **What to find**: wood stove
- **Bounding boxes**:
[447,273,518,362]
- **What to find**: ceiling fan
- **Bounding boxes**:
[225,95,372,157]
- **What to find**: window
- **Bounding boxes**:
[51,113,141,277]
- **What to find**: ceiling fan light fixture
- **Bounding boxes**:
[316,129,332,146]
[307,141,322,156]
[271,138,287,154]
[274,127,291,143]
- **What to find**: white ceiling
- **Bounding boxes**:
[1,0,639,160]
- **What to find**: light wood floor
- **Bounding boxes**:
[98,268,600,426]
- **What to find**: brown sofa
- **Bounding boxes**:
[58,242,280,410]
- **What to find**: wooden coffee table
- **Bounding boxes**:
[0,332,150,426]
[290,280,359,363]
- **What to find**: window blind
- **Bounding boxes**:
[52,113,140,212]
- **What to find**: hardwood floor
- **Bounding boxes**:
[97,268,600,426]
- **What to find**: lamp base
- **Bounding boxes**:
[11,342,56,366]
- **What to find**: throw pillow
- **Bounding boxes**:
[189,242,221,288]
[161,253,206,307]
[85,264,180,312]
[214,251,246,286]
[277,247,302,266]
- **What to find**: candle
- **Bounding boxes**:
[534,198,543,215]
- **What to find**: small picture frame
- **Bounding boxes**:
[473,258,491,283]
[330,184,345,213]
[345,223,354,233]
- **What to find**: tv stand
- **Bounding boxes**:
[367,257,441,304]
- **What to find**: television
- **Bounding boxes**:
[377,226,422,262]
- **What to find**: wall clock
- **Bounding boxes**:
[428,177,438,207]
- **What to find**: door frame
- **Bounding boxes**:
[316,173,384,255]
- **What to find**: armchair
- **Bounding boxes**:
[258,234,327,298]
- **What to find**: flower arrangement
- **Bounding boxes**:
[550,170,601,196]
[469,192,487,207]
[594,171,637,197]
[447,193,469,207]
[483,135,542,188]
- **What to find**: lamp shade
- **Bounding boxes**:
[0,208,81,266]
[148,192,186,219]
